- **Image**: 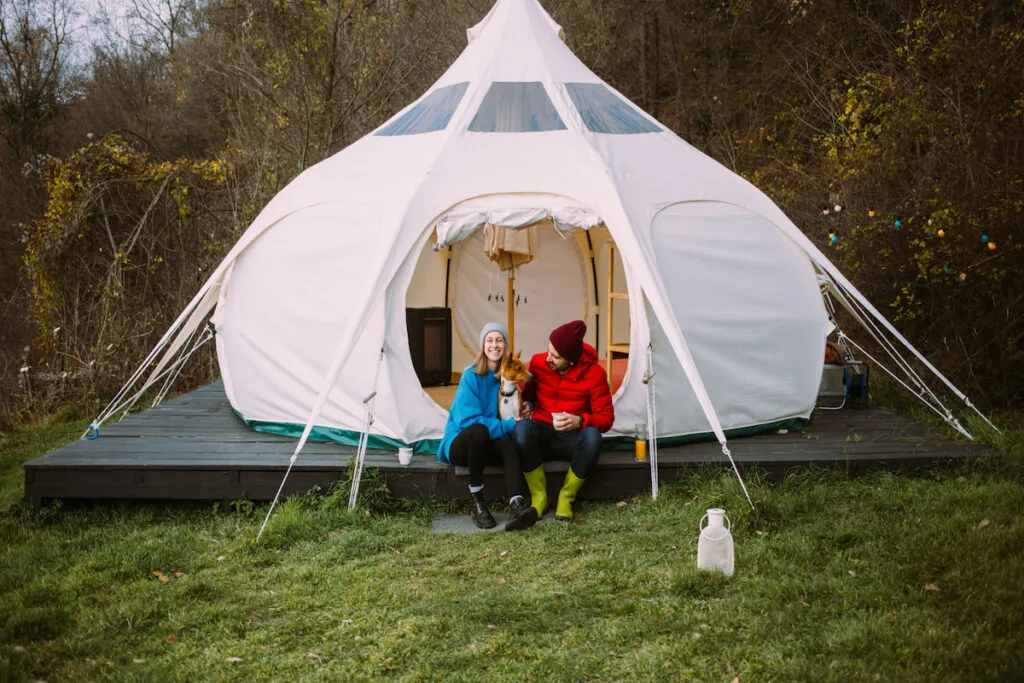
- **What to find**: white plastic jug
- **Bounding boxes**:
[697,508,734,576]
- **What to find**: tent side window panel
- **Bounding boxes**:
[650,202,826,430]
[376,82,470,136]
[564,82,661,134]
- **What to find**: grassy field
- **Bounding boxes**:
[2,408,1023,682]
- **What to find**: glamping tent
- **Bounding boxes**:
[89,0,993,492]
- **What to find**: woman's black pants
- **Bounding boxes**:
[448,423,527,498]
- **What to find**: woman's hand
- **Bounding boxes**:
[520,402,532,420]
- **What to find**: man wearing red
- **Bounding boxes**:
[506,320,614,530]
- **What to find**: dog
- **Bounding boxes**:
[498,351,531,421]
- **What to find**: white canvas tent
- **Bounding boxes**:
[88,0,994,496]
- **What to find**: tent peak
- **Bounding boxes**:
[467,0,564,45]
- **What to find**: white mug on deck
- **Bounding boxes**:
[397,447,413,466]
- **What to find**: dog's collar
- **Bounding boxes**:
[499,386,519,397]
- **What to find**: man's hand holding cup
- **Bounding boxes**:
[552,411,580,432]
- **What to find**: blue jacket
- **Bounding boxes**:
[437,366,516,463]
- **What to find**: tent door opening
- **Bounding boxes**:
[406,203,635,411]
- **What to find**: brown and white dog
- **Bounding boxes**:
[498,351,531,421]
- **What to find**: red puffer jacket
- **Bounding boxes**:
[522,343,615,432]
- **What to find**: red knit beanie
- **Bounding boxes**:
[549,320,586,363]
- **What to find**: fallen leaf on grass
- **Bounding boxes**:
[342,619,354,625]
[733,677,740,683]
[924,583,940,592]
[153,570,169,583]
[777,429,788,434]
[174,572,186,579]
[217,556,226,562]
[165,635,178,644]
[225,657,243,663]
[306,652,319,659]
[496,577,506,584]
[499,551,508,558]
[133,658,145,664]
[977,519,990,529]
[13,646,25,652]
[616,501,627,507]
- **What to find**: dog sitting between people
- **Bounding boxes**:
[498,351,530,421]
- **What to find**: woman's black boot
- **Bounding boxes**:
[470,490,497,529]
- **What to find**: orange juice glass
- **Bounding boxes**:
[634,423,648,462]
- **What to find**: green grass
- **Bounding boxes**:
[2,411,1023,681]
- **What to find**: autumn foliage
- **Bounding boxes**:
[1,0,1021,422]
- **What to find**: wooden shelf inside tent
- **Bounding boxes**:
[605,242,629,390]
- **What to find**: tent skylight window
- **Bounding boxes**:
[468,82,566,132]
[565,82,661,134]
[375,82,469,136]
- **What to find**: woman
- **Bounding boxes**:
[437,322,529,529]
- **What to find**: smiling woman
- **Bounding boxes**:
[436,320,529,529]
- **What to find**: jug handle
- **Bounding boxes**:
[699,512,731,532]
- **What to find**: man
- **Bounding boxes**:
[505,320,614,530]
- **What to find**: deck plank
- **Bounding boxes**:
[24,381,989,503]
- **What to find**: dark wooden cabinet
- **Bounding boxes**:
[406,307,451,386]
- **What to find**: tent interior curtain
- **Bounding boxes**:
[483,223,539,270]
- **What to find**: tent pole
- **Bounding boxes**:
[507,269,515,350]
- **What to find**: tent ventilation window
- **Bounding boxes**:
[468,82,567,132]
[375,82,470,136]
[565,82,661,134]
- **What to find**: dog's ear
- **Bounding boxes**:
[513,350,521,361]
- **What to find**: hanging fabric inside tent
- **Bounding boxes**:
[484,223,539,271]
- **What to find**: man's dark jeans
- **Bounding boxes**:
[512,418,603,478]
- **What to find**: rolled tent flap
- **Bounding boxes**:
[433,199,601,247]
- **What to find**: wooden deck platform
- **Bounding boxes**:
[23,381,990,505]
